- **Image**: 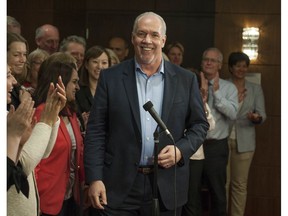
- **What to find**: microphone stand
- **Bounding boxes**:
[152,128,160,216]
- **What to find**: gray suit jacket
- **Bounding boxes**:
[231,80,266,152]
[84,59,209,209]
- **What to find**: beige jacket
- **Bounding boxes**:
[7,119,60,216]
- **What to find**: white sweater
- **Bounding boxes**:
[7,119,60,216]
[190,104,215,160]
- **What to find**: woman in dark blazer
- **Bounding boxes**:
[76,46,111,130]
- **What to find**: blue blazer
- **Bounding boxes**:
[84,59,209,210]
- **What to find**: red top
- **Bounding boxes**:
[34,103,85,215]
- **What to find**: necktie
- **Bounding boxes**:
[208,82,213,107]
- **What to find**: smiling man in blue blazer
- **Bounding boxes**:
[84,12,209,216]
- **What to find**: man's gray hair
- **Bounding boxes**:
[7,16,21,27]
[203,47,223,63]
[59,35,86,52]
[132,12,166,36]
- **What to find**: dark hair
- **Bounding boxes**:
[36,52,77,98]
[79,45,111,86]
[108,36,129,49]
[34,61,77,116]
[228,52,250,68]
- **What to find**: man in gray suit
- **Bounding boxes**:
[84,12,209,216]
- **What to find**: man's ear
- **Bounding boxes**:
[161,35,167,48]
[35,38,41,46]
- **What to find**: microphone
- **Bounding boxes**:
[143,101,174,141]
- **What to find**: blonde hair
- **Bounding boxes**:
[165,41,184,55]
[162,52,170,61]
[27,49,49,66]
[7,32,29,84]
[105,48,120,65]
[26,49,49,83]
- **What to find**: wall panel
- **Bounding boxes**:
[215,0,281,215]
[215,14,280,66]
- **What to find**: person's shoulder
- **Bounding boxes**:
[245,80,263,93]
[220,78,234,85]
[220,78,238,91]
[103,58,134,74]
[245,80,261,87]
[76,85,89,97]
[99,59,136,84]
[78,85,89,92]
[164,61,195,77]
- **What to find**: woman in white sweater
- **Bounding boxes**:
[182,71,216,216]
[7,65,67,216]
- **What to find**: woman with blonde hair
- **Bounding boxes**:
[7,32,31,109]
[165,41,185,66]
[23,49,49,94]
[105,48,120,66]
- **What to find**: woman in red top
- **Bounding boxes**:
[33,60,85,216]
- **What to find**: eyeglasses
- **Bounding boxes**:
[202,57,220,63]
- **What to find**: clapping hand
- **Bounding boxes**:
[81,111,90,130]
[213,72,220,92]
[7,97,35,162]
[247,111,262,123]
[19,88,32,103]
[40,76,67,126]
[199,71,209,103]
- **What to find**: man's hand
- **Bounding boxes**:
[247,111,262,123]
[81,111,90,129]
[158,145,182,168]
[88,180,107,209]
[199,71,209,103]
[213,72,220,92]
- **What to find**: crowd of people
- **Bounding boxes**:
[7,11,266,216]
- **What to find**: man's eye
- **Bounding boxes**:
[152,33,160,38]
[137,32,146,38]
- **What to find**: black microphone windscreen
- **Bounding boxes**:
[143,101,153,111]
